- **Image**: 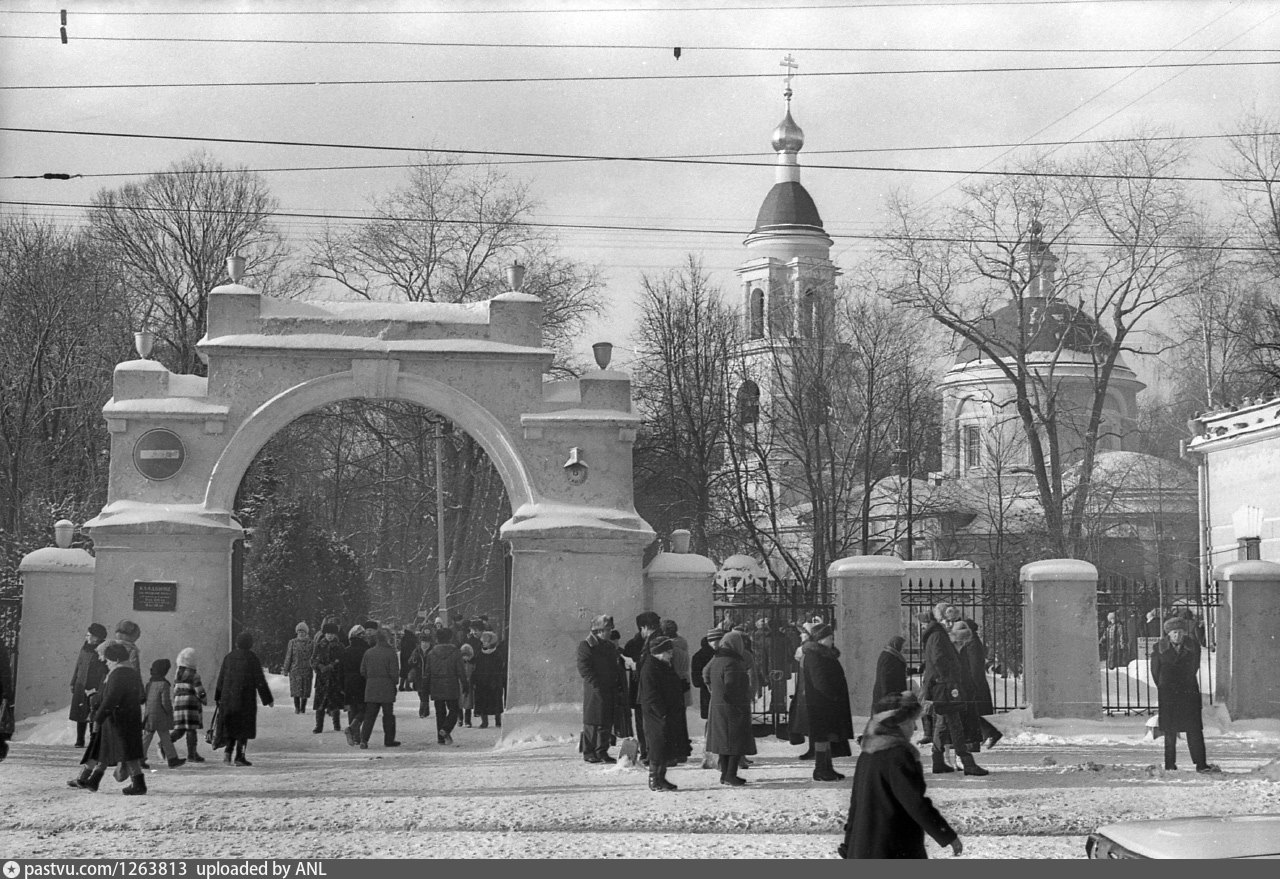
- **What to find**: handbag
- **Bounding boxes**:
[206,705,226,748]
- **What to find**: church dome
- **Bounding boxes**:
[771,110,805,153]
[953,299,1111,364]
[753,181,824,233]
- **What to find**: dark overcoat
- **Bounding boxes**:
[472,646,506,715]
[872,648,909,711]
[424,643,467,700]
[576,634,622,725]
[336,640,366,710]
[311,637,345,711]
[69,643,107,723]
[360,642,399,703]
[638,655,690,766]
[841,718,958,859]
[702,645,757,757]
[921,622,966,713]
[689,640,715,720]
[622,632,652,708]
[788,640,816,745]
[84,665,145,766]
[214,647,273,741]
[959,636,994,717]
[1150,636,1203,733]
[803,642,854,758]
[397,630,418,678]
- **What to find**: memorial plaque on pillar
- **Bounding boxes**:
[133,580,178,612]
[133,429,185,481]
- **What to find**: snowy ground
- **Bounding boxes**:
[3,674,1278,859]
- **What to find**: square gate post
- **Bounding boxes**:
[828,556,905,718]
[1214,560,1280,719]
[1022,559,1101,719]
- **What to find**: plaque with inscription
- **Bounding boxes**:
[133,580,178,612]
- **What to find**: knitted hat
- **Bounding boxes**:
[649,636,674,656]
[176,648,197,669]
[295,621,310,635]
[705,626,725,644]
[810,623,833,642]
[1163,617,1190,634]
[87,623,108,640]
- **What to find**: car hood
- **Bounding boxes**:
[1096,815,1280,859]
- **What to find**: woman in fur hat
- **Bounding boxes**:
[214,631,274,766]
[68,641,148,795]
[1151,617,1218,772]
[170,647,207,762]
[311,622,346,736]
[69,623,108,748]
[839,691,962,859]
[872,635,909,713]
[113,620,142,674]
[703,629,756,786]
[281,622,314,714]
[801,623,855,782]
[472,631,505,728]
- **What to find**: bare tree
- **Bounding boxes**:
[310,155,605,370]
[882,135,1202,558]
[630,255,738,557]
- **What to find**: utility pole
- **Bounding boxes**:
[434,428,448,622]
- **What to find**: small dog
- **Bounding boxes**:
[617,737,641,768]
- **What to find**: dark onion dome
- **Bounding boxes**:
[752,181,825,233]
[953,298,1112,364]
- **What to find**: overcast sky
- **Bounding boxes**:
[2,0,1277,373]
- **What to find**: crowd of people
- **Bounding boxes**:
[60,614,509,795]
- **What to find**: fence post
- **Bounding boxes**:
[828,555,905,718]
[1214,560,1280,720]
[16,519,96,721]
[1022,559,1101,719]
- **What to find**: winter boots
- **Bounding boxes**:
[68,765,105,791]
[331,711,341,732]
[233,743,252,767]
[648,765,678,792]
[122,773,147,796]
[313,708,325,734]
[718,755,746,787]
[931,748,957,774]
[812,750,845,782]
[167,757,186,769]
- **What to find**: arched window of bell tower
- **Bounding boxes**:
[749,288,765,339]
[799,288,816,338]
[736,380,761,425]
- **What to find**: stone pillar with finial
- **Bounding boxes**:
[17,520,96,722]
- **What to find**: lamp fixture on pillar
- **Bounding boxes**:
[507,262,525,293]
[227,254,246,283]
[133,327,154,360]
[1232,505,1264,560]
[592,342,613,370]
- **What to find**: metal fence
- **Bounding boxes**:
[901,576,1027,713]
[712,578,833,737]
[1096,577,1219,716]
[1,597,20,691]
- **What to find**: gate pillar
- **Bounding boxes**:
[829,555,905,717]
[1214,560,1280,719]
[644,530,716,656]
[1022,559,1101,719]
[16,520,96,721]
[500,526,653,742]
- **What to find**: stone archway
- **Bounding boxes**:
[77,270,654,737]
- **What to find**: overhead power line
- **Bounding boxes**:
[5,130,1273,182]
[5,33,1277,54]
[0,126,1256,183]
[0,199,1269,254]
[6,59,1276,90]
[0,1,1177,15]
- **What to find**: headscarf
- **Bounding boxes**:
[719,630,747,656]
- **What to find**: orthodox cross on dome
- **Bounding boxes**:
[780,54,799,102]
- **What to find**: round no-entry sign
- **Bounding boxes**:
[133,428,186,481]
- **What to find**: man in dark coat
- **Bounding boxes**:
[337,625,367,744]
[638,636,688,791]
[689,634,716,721]
[70,640,148,794]
[802,624,855,782]
[840,691,962,859]
[69,622,108,748]
[397,625,418,692]
[311,623,345,735]
[921,603,987,776]
[576,614,622,763]
[424,627,467,745]
[622,610,662,765]
[1151,617,1218,772]
[214,631,274,766]
[703,629,755,786]
[359,627,401,749]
